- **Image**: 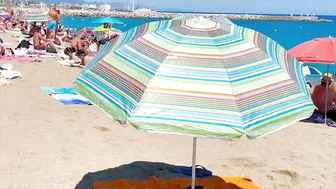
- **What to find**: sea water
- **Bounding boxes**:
[61,15,336,74]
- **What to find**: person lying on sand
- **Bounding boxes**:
[33,27,55,50]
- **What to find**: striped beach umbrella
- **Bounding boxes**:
[75,17,314,188]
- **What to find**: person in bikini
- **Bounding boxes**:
[33,27,55,50]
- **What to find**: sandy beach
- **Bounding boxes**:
[1,32,336,189]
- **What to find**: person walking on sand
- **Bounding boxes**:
[33,27,55,50]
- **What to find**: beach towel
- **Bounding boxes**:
[41,87,92,105]
[27,48,57,58]
[0,56,33,62]
[93,176,261,189]
[305,112,336,127]
[59,59,82,67]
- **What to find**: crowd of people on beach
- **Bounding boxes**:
[0,8,118,66]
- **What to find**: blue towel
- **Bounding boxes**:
[41,87,92,105]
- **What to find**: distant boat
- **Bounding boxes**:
[134,8,155,13]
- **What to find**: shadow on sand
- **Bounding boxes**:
[74,161,242,189]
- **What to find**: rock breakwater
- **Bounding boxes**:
[11,7,333,22]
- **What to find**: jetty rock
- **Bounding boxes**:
[12,7,332,22]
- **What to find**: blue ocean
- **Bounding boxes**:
[61,15,336,74]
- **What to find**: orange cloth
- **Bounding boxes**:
[93,176,262,189]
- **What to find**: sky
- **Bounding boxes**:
[98,0,336,15]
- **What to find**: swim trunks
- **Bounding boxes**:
[34,44,45,50]
[48,21,57,31]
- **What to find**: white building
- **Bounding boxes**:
[100,2,111,11]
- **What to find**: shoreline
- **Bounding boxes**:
[6,7,333,22]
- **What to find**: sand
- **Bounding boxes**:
[1,33,336,189]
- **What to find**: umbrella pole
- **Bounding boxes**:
[191,137,197,189]
[325,64,330,124]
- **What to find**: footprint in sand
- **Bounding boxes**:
[228,157,266,168]
[272,170,298,179]
[96,127,111,132]
[271,169,300,183]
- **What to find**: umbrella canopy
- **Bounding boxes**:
[308,66,323,75]
[289,37,336,64]
[92,17,124,25]
[289,36,336,124]
[302,65,323,76]
[0,14,10,19]
[75,17,314,140]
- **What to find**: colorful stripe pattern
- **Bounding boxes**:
[75,17,315,140]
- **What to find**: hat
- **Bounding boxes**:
[321,73,334,83]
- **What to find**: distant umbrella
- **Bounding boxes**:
[0,14,10,19]
[92,17,124,26]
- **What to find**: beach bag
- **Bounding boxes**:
[16,40,31,49]
[46,47,57,54]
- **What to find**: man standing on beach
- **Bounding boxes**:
[48,10,60,39]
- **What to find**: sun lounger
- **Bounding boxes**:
[5,29,22,34]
